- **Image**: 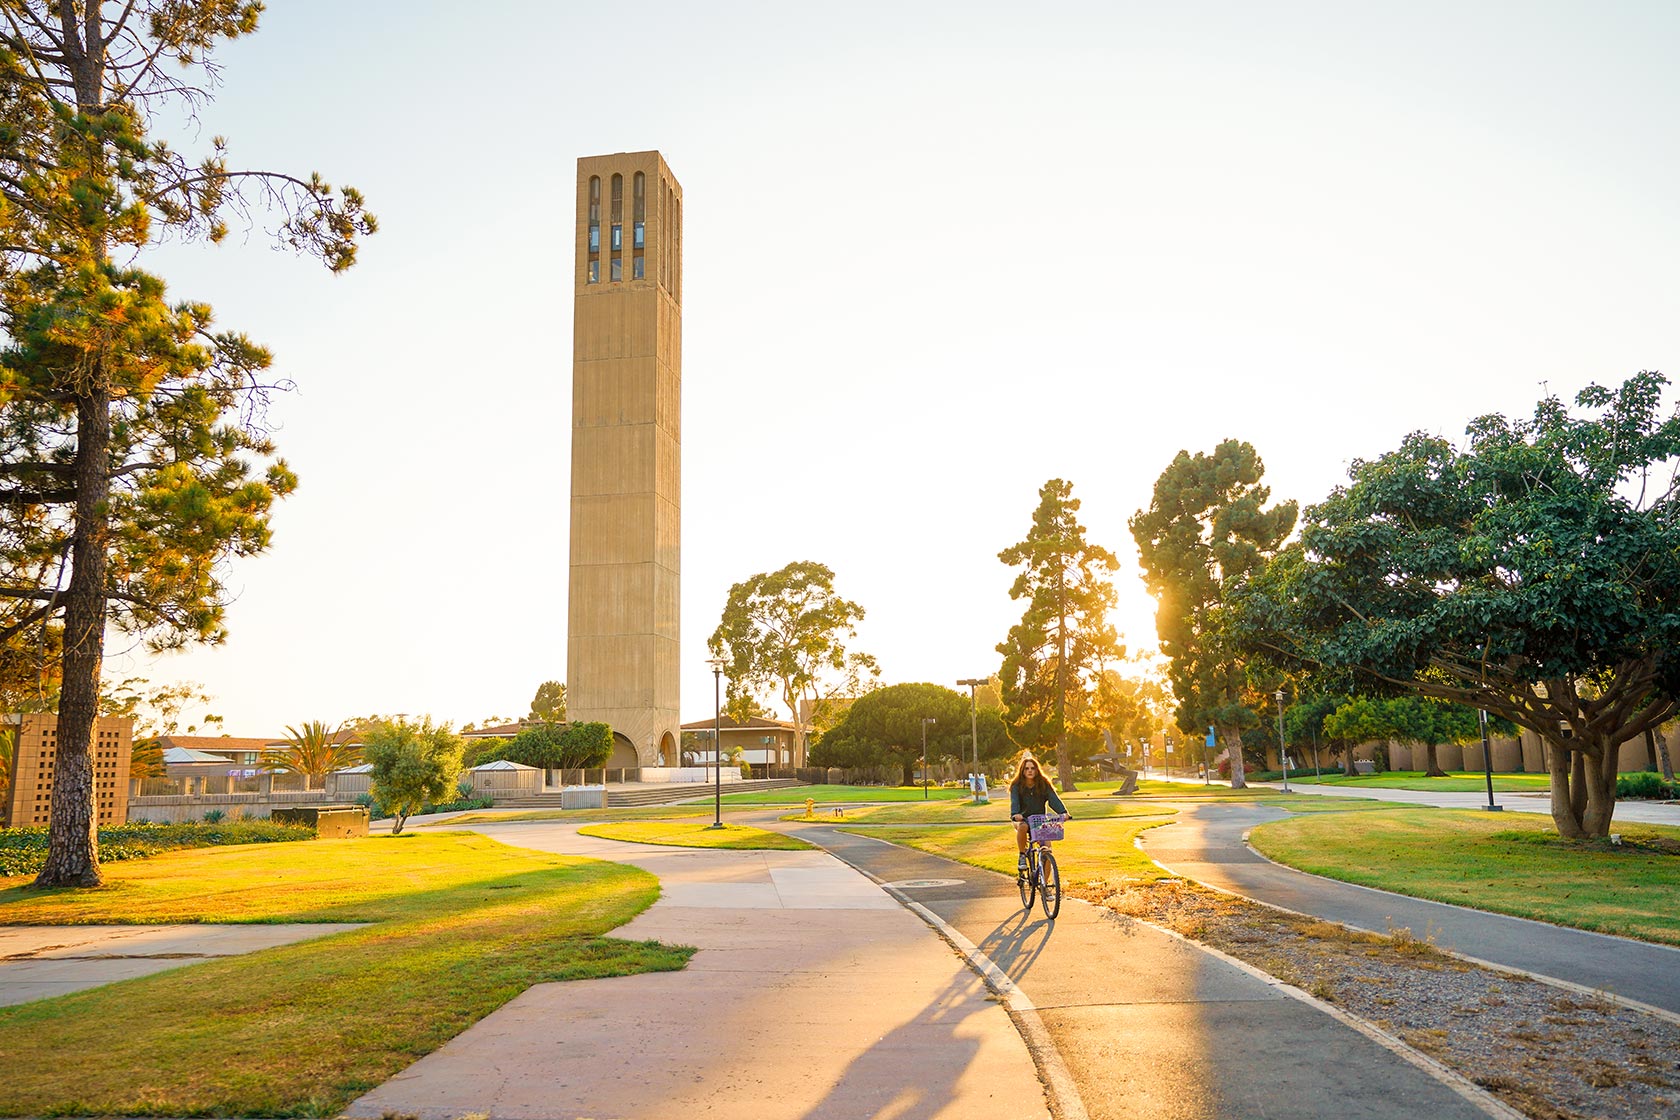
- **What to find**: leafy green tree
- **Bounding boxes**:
[1131,442,1297,789]
[1250,373,1680,838]
[709,561,878,766]
[1284,692,1350,774]
[1382,697,1481,777]
[0,5,372,887]
[997,479,1122,791]
[501,720,613,771]
[528,681,566,723]
[1321,696,1394,774]
[362,718,463,836]
[261,721,360,790]
[462,737,512,769]
[810,683,971,785]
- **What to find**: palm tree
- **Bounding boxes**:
[261,721,361,790]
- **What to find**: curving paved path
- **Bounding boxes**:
[346,821,1044,1120]
[1141,801,1680,1017]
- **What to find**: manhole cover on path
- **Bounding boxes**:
[885,879,966,889]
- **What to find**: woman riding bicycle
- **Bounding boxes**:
[1009,755,1069,870]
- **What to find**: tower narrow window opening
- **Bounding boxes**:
[633,253,644,279]
[610,173,623,222]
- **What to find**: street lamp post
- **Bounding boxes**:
[707,658,726,829]
[1275,688,1289,793]
[1479,708,1501,812]
[920,717,937,799]
[1164,736,1173,781]
[957,678,987,780]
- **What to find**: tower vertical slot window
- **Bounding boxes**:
[612,223,622,251]
[633,172,646,251]
[633,253,644,279]
[588,175,601,282]
[588,259,599,283]
[610,173,623,222]
[611,257,623,282]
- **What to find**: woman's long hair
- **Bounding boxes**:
[1010,754,1052,796]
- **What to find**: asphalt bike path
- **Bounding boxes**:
[346,820,1043,1120]
[783,817,1500,1120]
[1141,800,1680,1020]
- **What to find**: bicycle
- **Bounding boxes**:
[1016,812,1068,920]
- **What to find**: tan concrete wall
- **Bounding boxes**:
[568,151,682,766]
[4,713,131,827]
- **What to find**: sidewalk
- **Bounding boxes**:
[345,822,1043,1120]
[792,821,1501,1120]
[1140,801,1680,1018]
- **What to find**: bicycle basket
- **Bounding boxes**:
[1028,814,1064,843]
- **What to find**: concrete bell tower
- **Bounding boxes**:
[567,151,682,766]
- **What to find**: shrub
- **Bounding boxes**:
[203,809,226,823]
[1618,772,1680,800]
[0,820,312,879]
[739,760,752,778]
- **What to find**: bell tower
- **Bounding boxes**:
[567,151,682,766]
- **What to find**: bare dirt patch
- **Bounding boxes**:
[1074,877,1680,1120]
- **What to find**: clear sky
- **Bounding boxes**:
[119,0,1680,735]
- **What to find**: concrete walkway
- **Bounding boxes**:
[0,922,364,1006]
[1141,800,1680,1018]
[792,821,1501,1120]
[346,822,1044,1120]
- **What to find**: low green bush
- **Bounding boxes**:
[0,819,314,878]
[1618,772,1680,800]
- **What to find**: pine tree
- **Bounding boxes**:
[997,480,1122,792]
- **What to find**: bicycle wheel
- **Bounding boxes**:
[1018,851,1036,910]
[1038,850,1062,920]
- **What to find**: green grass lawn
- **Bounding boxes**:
[443,804,714,826]
[720,784,969,804]
[1250,808,1680,945]
[847,817,1174,887]
[1276,770,1554,793]
[782,799,1173,825]
[577,821,812,850]
[0,833,691,1116]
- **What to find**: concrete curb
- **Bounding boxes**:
[823,831,1083,1120]
[1232,828,1680,1027]
[1125,834,1524,1120]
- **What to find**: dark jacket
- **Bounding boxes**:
[1009,782,1068,820]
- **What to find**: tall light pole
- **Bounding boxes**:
[1275,688,1289,793]
[921,717,937,799]
[1164,736,1173,781]
[957,678,986,777]
[1479,708,1501,812]
[707,657,726,829]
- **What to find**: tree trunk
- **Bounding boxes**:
[1658,727,1676,783]
[1225,724,1248,789]
[34,388,112,888]
[1545,741,1584,838]
[1545,738,1620,839]
[1423,743,1447,778]
[1645,729,1662,774]
[1055,731,1077,792]
[1582,742,1620,839]
[1343,743,1358,778]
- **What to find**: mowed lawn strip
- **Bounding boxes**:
[1250,808,1680,946]
[0,833,692,1117]
[444,805,714,826]
[578,821,812,850]
[845,817,1175,887]
[720,784,968,804]
[783,800,1173,825]
[1278,770,1554,793]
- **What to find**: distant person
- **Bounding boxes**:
[1009,755,1069,871]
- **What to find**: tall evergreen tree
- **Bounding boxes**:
[997,479,1122,791]
[1131,441,1296,789]
[0,4,373,886]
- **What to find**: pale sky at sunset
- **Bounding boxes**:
[121,1,1680,735]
